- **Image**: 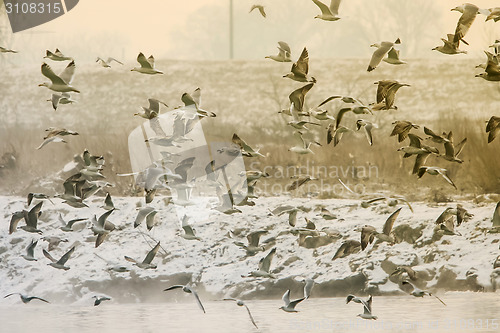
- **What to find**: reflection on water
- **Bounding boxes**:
[0,293,498,333]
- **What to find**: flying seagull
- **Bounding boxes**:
[164,285,205,313]
[357,295,378,320]
[245,247,277,278]
[21,240,38,261]
[417,166,457,189]
[265,41,292,62]
[234,230,268,255]
[0,46,18,53]
[96,57,123,68]
[486,116,500,143]
[332,240,361,260]
[303,278,315,299]
[283,47,316,83]
[124,241,161,269]
[39,61,80,93]
[4,293,49,304]
[311,0,341,21]
[44,48,72,61]
[367,38,401,72]
[279,289,305,312]
[401,281,446,306]
[43,245,76,270]
[92,296,111,306]
[249,4,266,17]
[131,52,163,74]
[223,298,258,329]
[451,3,479,46]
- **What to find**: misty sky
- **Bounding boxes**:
[1,0,500,63]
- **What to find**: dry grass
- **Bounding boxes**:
[0,58,499,199]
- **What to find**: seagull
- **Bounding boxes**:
[346,294,367,305]
[134,98,169,137]
[356,295,378,320]
[4,293,49,304]
[133,206,157,229]
[283,47,316,83]
[223,298,258,328]
[92,296,111,306]
[356,119,376,146]
[288,83,315,115]
[91,209,115,247]
[303,278,315,299]
[0,46,18,53]
[440,131,466,163]
[59,213,86,232]
[43,245,75,270]
[124,241,161,269]
[27,192,53,206]
[311,0,341,21]
[286,175,316,191]
[334,106,372,130]
[232,133,264,157]
[279,289,305,312]
[101,193,116,210]
[367,38,401,71]
[287,120,321,131]
[424,127,450,144]
[180,215,201,240]
[21,240,38,261]
[249,4,266,17]
[327,124,351,147]
[36,136,67,150]
[96,57,123,68]
[451,3,479,46]
[131,52,163,74]
[42,236,68,251]
[332,240,361,260]
[485,7,500,21]
[417,166,457,189]
[48,93,76,110]
[19,201,43,234]
[493,201,500,227]
[432,34,467,55]
[43,127,78,139]
[390,121,419,142]
[39,61,80,93]
[476,60,500,81]
[400,134,439,174]
[486,116,500,143]
[44,48,72,61]
[372,80,410,110]
[289,132,315,155]
[390,265,417,281]
[164,285,205,313]
[235,230,268,255]
[359,208,402,249]
[401,281,446,306]
[265,41,292,62]
[246,247,276,278]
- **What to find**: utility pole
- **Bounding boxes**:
[229,0,233,59]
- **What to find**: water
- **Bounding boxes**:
[0,293,499,332]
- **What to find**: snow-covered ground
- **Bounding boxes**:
[0,195,499,304]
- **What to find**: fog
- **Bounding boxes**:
[1,0,500,64]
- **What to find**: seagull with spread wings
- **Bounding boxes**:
[39,61,80,93]
[131,52,163,74]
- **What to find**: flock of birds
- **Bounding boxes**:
[1,0,500,330]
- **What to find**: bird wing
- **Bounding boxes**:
[26,201,43,228]
[96,234,107,248]
[145,211,158,231]
[407,133,422,148]
[386,47,401,61]
[142,241,160,264]
[124,256,138,264]
[289,297,305,309]
[41,63,67,85]
[413,153,430,175]
[243,304,258,329]
[43,249,57,262]
[438,169,457,189]
[282,289,291,305]
[97,209,114,228]
[278,41,291,57]
[367,42,393,71]
[454,4,479,44]
[289,83,314,112]
[363,122,373,145]
[485,60,500,76]
[149,117,167,137]
[335,107,351,129]
[57,246,75,265]
[292,47,309,77]
[258,6,266,17]
[137,52,153,69]
[329,0,341,15]
[187,287,206,313]
[27,240,38,257]
[9,211,24,234]
[104,193,114,209]
[360,226,376,250]
[59,61,76,85]
[107,57,123,65]
[163,285,184,291]
[259,247,276,273]
[147,55,156,67]
[182,224,196,237]
[247,230,267,247]
[493,202,500,227]
[327,123,334,144]
[311,0,331,15]
[382,207,402,235]
[3,293,20,299]
[433,294,447,306]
